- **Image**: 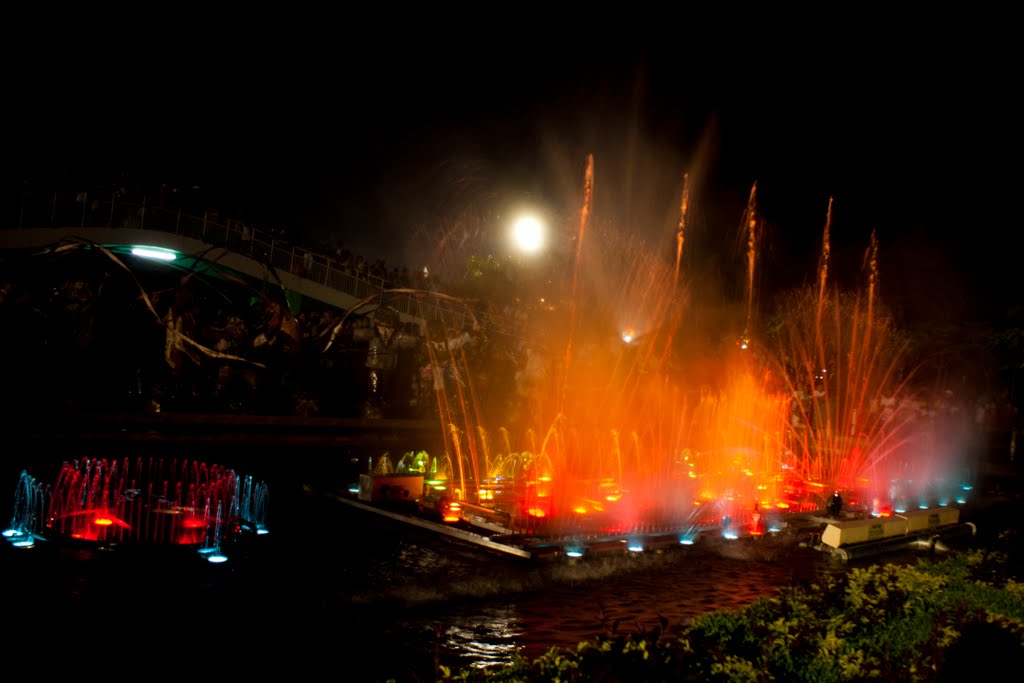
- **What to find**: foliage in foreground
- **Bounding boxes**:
[439,550,1024,682]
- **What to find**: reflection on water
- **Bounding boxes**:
[273,490,857,679]
[425,549,841,672]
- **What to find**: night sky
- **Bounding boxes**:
[4,15,1019,326]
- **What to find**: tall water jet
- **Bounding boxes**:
[673,172,690,296]
[763,209,970,513]
[559,153,595,418]
[742,182,759,342]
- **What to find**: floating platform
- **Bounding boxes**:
[818,506,976,560]
[335,486,986,563]
[330,488,780,561]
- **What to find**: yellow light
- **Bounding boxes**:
[512,215,544,253]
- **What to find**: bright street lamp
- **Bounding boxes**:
[511,214,545,254]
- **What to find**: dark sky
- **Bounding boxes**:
[5,15,1019,325]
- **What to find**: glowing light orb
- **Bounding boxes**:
[512,215,544,253]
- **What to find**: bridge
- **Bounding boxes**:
[0,196,477,331]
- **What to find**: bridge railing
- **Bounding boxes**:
[3,190,477,331]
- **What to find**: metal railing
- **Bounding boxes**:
[4,191,478,330]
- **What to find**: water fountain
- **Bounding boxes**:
[4,456,269,563]
[389,155,975,556]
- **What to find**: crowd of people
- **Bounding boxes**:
[0,237,530,426]
[0,178,529,423]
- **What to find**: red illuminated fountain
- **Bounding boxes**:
[379,155,974,556]
[4,457,269,562]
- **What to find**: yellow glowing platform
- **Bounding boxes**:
[821,506,961,549]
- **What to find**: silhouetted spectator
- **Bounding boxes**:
[828,491,843,518]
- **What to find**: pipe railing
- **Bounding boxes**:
[4,191,481,331]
